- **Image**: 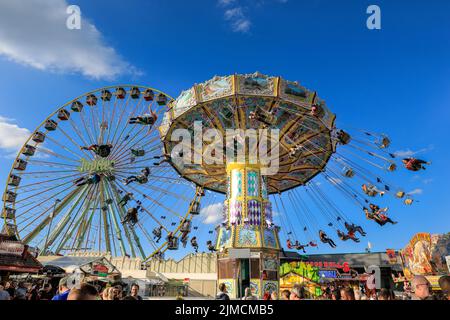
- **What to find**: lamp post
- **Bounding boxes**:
[42,198,61,256]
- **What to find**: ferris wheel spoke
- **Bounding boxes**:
[109,95,132,146]
[108,96,144,156]
[44,134,86,161]
[42,185,91,251]
[15,172,81,191]
[56,125,95,160]
[68,118,94,154]
[102,180,129,256]
[19,186,82,244]
[105,98,119,144]
[112,135,161,166]
[55,184,99,253]
[115,144,160,168]
[108,182,139,257]
[110,125,155,162]
[36,146,81,164]
[110,98,164,158]
[98,179,111,253]
[110,180,171,232]
[79,108,96,146]
[14,177,77,206]
[25,159,79,169]
[74,186,101,251]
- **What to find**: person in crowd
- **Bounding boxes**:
[38,283,54,300]
[26,284,40,300]
[0,282,11,300]
[14,282,27,300]
[122,295,138,300]
[377,288,392,300]
[67,283,98,300]
[438,275,450,300]
[242,287,257,300]
[353,288,363,300]
[411,275,434,300]
[5,281,15,299]
[262,292,271,300]
[289,285,305,300]
[280,289,291,300]
[340,287,355,300]
[331,289,341,300]
[215,283,230,300]
[271,291,278,300]
[130,283,143,300]
[52,276,71,300]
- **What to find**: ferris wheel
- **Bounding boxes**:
[1,85,206,260]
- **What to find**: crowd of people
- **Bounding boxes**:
[1,274,449,301]
[0,277,143,301]
[214,275,450,301]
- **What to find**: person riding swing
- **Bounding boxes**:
[80,144,113,158]
[128,110,158,126]
[402,158,431,171]
[319,230,337,248]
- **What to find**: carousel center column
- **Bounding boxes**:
[215,162,281,299]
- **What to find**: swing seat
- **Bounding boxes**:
[387,163,397,172]
[180,221,191,233]
[86,94,98,106]
[342,167,355,178]
[71,100,83,112]
[167,237,179,250]
[190,200,200,215]
[380,136,391,148]
[396,191,405,198]
[338,131,351,145]
[131,149,145,157]
[404,198,413,205]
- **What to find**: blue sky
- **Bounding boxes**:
[0,0,449,260]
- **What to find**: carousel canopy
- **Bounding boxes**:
[159,72,336,194]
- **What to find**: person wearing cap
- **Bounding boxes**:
[51,276,70,300]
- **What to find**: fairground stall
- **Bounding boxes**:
[0,233,42,282]
[400,232,449,292]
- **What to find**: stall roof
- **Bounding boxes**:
[38,255,120,274]
[281,250,402,269]
[0,234,42,273]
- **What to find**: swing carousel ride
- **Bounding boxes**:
[2,73,430,266]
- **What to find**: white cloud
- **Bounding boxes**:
[407,188,423,195]
[0,116,30,156]
[200,202,224,224]
[224,7,251,33]
[394,145,434,158]
[218,0,237,5]
[0,0,138,80]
